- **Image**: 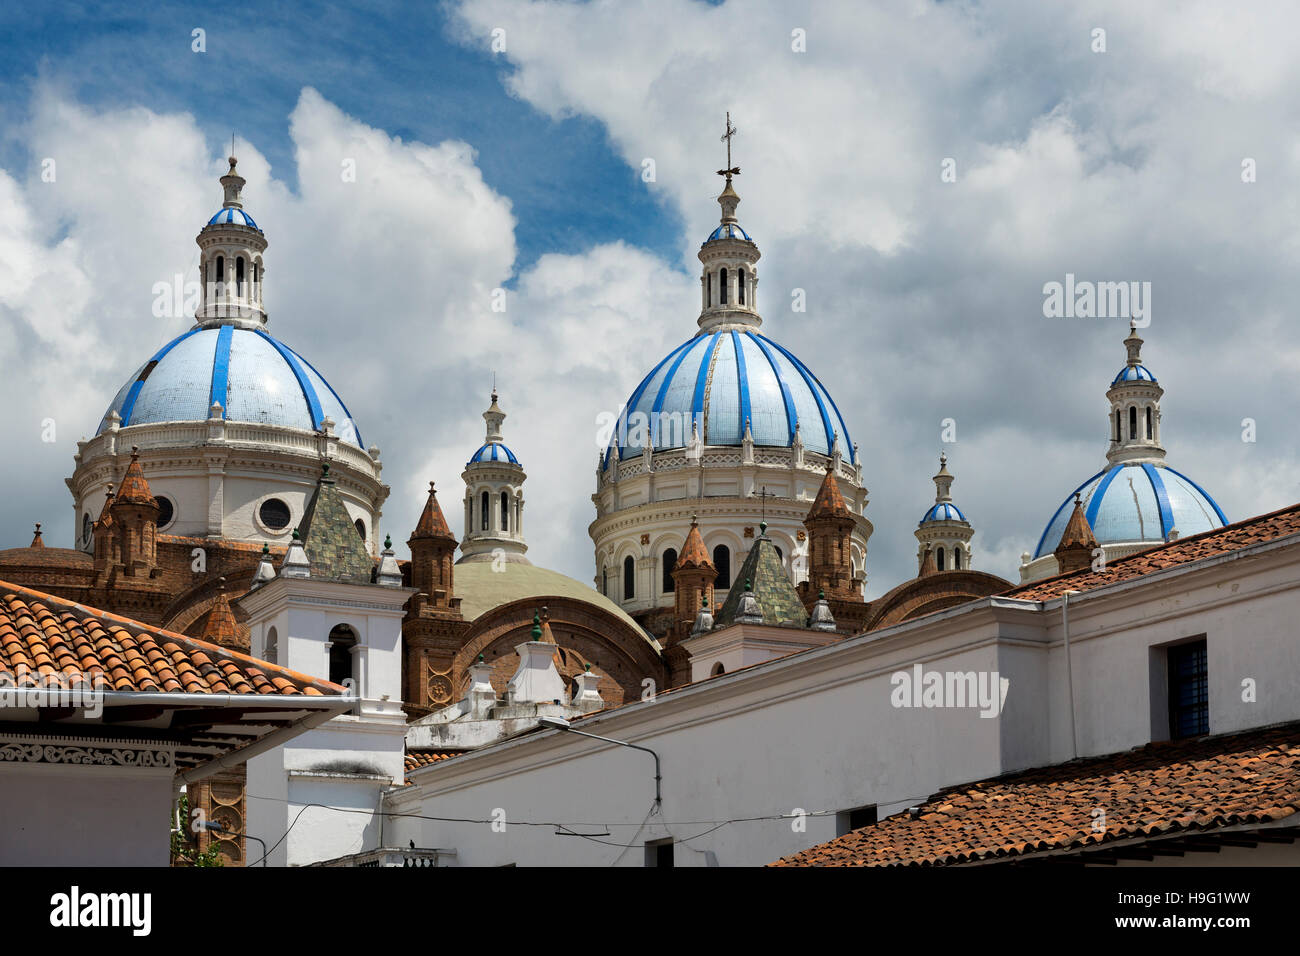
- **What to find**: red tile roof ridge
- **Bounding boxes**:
[0,578,347,697]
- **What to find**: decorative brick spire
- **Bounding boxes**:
[29,524,44,549]
[115,447,157,506]
[1055,493,1099,574]
[803,464,857,600]
[409,480,458,602]
[671,515,717,649]
[201,578,241,647]
[918,544,937,578]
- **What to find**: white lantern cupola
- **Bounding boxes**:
[460,389,529,564]
[1106,321,1166,466]
[915,453,975,572]
[698,114,761,333]
[195,154,268,330]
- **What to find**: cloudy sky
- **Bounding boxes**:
[1,0,1297,597]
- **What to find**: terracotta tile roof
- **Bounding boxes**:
[404,750,459,772]
[114,448,157,506]
[0,579,344,697]
[1009,500,1300,602]
[404,749,460,784]
[772,722,1300,867]
[411,481,456,540]
[807,465,851,520]
[676,516,713,570]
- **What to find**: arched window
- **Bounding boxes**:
[600,565,608,596]
[775,545,783,563]
[1115,409,1122,443]
[81,513,93,549]
[215,255,224,283]
[236,256,245,296]
[328,624,357,687]
[706,271,712,305]
[720,267,729,305]
[354,518,366,542]
[711,662,726,677]
[1146,407,1153,440]
[1129,406,1137,439]
[936,547,946,571]
[953,545,963,570]
[501,491,510,532]
[713,545,731,590]
[264,626,278,665]
[738,267,746,305]
[662,548,678,593]
[623,555,635,601]
[481,491,490,531]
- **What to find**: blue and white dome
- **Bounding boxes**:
[98,326,363,447]
[921,502,966,524]
[469,442,519,465]
[707,222,751,241]
[606,328,855,463]
[1112,364,1156,384]
[1033,463,1227,559]
[207,207,262,231]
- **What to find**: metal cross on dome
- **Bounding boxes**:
[718,112,740,179]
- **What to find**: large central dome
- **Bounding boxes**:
[98,325,363,447]
[607,328,854,462]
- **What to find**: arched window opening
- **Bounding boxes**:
[706,271,712,306]
[713,545,731,590]
[264,626,278,665]
[720,267,729,305]
[1129,406,1137,439]
[711,662,726,677]
[236,256,245,296]
[775,545,783,562]
[600,565,608,597]
[937,547,946,571]
[1146,407,1153,440]
[738,268,746,305]
[1115,409,1122,443]
[623,555,635,601]
[662,548,678,593]
[501,491,510,532]
[481,491,490,531]
[81,513,93,549]
[354,518,366,542]
[953,545,963,570]
[215,255,224,283]
[328,625,357,687]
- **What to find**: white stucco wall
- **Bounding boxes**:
[0,763,174,866]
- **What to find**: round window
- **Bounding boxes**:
[259,498,291,531]
[155,496,174,528]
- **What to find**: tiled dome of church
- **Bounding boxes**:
[97,326,363,447]
[606,328,854,462]
[1032,463,1226,559]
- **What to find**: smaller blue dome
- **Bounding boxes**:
[707,222,751,242]
[207,207,262,231]
[1112,364,1156,384]
[920,502,966,525]
[469,442,519,465]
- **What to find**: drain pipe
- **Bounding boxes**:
[1061,589,1082,760]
